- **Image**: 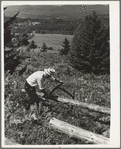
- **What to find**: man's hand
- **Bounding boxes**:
[55,79,63,83]
[43,93,52,99]
[40,89,47,96]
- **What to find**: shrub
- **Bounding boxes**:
[47,47,53,50]
[28,40,37,49]
[41,42,47,52]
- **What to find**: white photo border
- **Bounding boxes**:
[1,1,120,148]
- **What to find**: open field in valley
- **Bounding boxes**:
[29,33,73,51]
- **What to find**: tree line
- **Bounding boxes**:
[6,13,109,35]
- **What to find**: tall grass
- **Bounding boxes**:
[5,50,110,108]
[4,48,110,145]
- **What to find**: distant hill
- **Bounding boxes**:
[4,5,109,20]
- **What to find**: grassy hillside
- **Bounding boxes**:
[4,33,110,145]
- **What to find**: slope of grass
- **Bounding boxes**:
[22,51,110,107]
[4,38,110,145]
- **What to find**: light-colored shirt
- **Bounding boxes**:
[26,71,55,90]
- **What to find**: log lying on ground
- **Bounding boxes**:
[57,97,110,115]
[22,89,110,115]
[36,91,110,115]
[49,117,110,145]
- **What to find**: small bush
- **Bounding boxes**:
[28,40,37,49]
[41,42,47,52]
[47,47,53,50]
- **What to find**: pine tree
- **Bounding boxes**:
[4,8,21,73]
[59,38,70,58]
[29,40,37,49]
[69,11,109,74]
[41,42,47,52]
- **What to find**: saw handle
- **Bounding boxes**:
[49,82,64,95]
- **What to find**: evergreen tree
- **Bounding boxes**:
[4,8,21,73]
[59,38,70,57]
[29,40,37,49]
[4,10,19,47]
[41,42,47,52]
[69,11,109,74]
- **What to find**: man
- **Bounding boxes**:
[24,68,61,120]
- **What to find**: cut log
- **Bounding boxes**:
[49,117,110,145]
[36,92,110,115]
[21,89,110,115]
[57,97,110,115]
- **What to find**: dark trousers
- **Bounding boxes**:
[24,81,40,105]
[24,81,43,115]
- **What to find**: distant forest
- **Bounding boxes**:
[5,14,109,35]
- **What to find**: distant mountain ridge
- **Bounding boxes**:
[4,5,109,20]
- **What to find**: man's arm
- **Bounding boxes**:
[39,88,48,97]
[49,76,62,83]
[37,78,48,96]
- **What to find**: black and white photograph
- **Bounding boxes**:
[2,1,120,148]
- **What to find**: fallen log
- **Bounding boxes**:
[57,97,110,115]
[22,89,110,115]
[36,91,110,115]
[49,117,110,145]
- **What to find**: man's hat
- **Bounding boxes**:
[44,68,55,76]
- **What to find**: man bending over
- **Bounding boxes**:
[24,68,61,120]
